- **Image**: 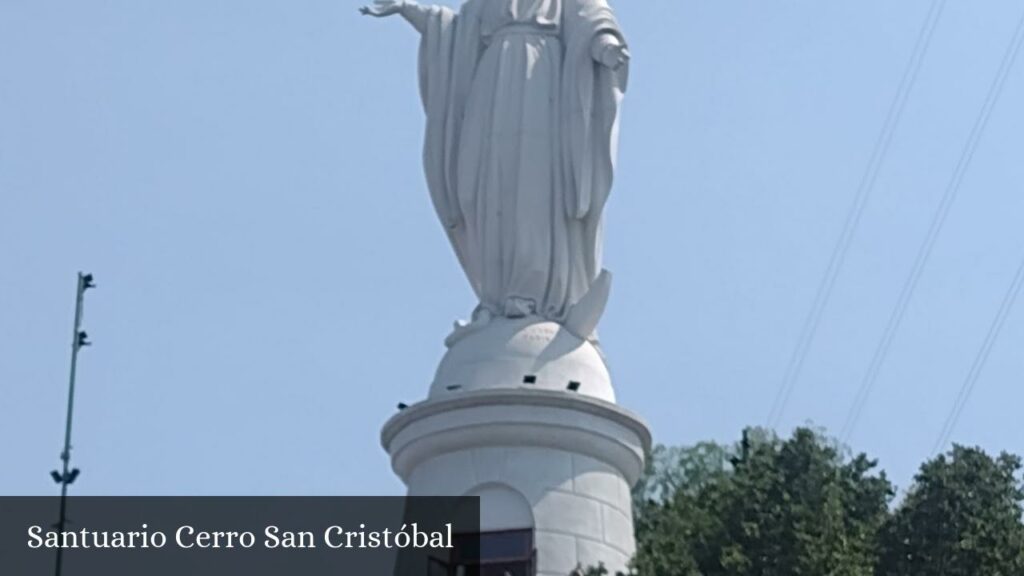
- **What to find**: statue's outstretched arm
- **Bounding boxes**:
[360,0,432,34]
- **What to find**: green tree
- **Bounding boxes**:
[876,445,1024,576]
[707,428,891,575]
[630,428,893,576]
[631,442,733,575]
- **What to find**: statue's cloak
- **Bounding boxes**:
[416,0,627,330]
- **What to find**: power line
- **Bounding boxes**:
[932,253,1024,455]
[766,0,947,428]
[840,6,1024,443]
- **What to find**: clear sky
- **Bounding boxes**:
[2,0,1023,496]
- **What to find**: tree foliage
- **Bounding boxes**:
[591,428,1024,575]
[631,427,892,575]
[876,445,1024,575]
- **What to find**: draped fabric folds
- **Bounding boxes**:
[416,0,627,328]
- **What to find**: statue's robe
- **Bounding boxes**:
[416,0,627,328]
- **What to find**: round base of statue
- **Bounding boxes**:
[431,316,615,403]
[381,387,650,576]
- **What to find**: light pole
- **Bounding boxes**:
[51,272,95,576]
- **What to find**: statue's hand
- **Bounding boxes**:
[359,0,405,18]
[593,33,630,70]
[599,42,630,70]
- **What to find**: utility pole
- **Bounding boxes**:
[51,272,95,576]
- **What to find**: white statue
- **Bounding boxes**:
[362,0,629,343]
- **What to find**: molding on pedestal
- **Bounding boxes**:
[381,389,652,487]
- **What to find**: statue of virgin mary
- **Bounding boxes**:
[362,0,629,342]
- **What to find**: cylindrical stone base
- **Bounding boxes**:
[381,389,650,575]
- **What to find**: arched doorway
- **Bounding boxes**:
[433,484,536,576]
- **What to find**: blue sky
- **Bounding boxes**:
[2,0,1023,496]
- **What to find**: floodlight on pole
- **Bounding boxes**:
[52,272,94,576]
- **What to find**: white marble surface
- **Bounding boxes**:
[381,389,650,574]
[363,0,628,336]
[433,316,615,402]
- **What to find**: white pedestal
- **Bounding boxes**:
[381,388,650,575]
